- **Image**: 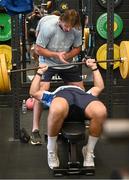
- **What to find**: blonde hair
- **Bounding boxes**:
[60,9,81,29]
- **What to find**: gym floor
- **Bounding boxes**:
[0,107,129,179]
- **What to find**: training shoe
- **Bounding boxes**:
[30,129,42,145]
[48,151,59,169]
[82,146,95,167]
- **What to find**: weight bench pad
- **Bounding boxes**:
[61,121,85,141]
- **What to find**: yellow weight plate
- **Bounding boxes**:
[119,41,129,79]
[0,54,11,92]
[96,43,120,70]
[83,28,89,49]
[0,45,12,70]
[0,57,5,92]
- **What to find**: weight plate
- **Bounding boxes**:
[96,13,123,39]
[96,43,120,70]
[119,41,129,79]
[0,58,5,92]
[0,54,11,92]
[0,13,11,41]
[0,45,12,70]
[98,0,122,8]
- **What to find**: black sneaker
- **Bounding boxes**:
[30,129,42,145]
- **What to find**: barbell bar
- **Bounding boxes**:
[7,58,125,73]
[0,41,129,93]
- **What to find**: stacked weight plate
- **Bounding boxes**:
[0,13,12,92]
[96,0,123,70]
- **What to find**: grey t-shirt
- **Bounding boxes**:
[36,15,82,69]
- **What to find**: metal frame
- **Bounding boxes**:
[11,15,21,139]
[21,14,27,82]
[86,0,95,57]
[106,0,114,117]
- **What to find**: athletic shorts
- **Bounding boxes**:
[54,88,99,122]
[43,66,82,82]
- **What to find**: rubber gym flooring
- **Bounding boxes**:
[0,107,129,179]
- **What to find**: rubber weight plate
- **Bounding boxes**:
[119,41,129,79]
[0,45,12,70]
[0,54,11,92]
[0,57,5,92]
[0,13,11,41]
[96,13,123,39]
[96,43,120,70]
[98,0,122,8]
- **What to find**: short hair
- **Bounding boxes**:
[59,9,81,29]
[51,10,61,16]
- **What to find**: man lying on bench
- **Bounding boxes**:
[29,59,107,170]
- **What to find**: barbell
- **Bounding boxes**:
[0,41,129,93]
[7,58,124,73]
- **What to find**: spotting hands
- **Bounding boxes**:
[56,51,69,64]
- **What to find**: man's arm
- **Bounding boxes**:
[64,46,81,61]
[35,45,81,63]
[29,64,48,101]
[35,45,68,64]
[86,59,104,97]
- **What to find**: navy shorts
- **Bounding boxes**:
[54,88,99,122]
[43,66,82,82]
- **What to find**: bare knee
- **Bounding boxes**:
[47,98,69,136]
[86,101,107,123]
[85,101,107,136]
[94,103,107,121]
[48,97,69,123]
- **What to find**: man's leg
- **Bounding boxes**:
[82,101,107,167]
[31,81,50,145]
[47,97,69,169]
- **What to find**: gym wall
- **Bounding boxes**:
[93,0,129,118]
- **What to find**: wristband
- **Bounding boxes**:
[36,72,42,77]
[92,67,98,71]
